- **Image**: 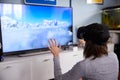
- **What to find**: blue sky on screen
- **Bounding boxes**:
[1,4,72,24]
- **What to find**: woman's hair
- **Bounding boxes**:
[77,23,110,59]
[84,41,108,59]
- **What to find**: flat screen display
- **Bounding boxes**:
[0,3,73,54]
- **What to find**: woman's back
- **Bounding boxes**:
[82,52,119,80]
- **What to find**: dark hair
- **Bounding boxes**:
[77,23,110,45]
[84,41,108,59]
[77,23,110,59]
[77,26,85,39]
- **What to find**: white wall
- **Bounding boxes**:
[0,0,120,43]
[71,0,120,43]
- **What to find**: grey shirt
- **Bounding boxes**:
[53,52,119,80]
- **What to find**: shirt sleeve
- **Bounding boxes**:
[53,56,86,80]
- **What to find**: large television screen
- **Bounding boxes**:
[0,3,73,55]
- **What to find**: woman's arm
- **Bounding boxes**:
[53,56,85,80]
[48,39,85,80]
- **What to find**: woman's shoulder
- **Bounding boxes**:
[76,58,91,67]
[76,51,118,65]
[108,51,118,61]
[108,51,118,58]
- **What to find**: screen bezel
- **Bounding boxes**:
[0,3,73,56]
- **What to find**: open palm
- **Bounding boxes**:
[48,39,61,57]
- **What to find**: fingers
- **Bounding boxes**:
[48,39,52,47]
[48,39,61,49]
[48,44,51,50]
[48,39,61,57]
[48,39,56,47]
[53,39,56,47]
[58,43,61,48]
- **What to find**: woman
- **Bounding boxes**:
[48,23,119,80]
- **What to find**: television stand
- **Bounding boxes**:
[18,50,51,57]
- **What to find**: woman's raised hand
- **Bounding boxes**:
[48,39,61,57]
